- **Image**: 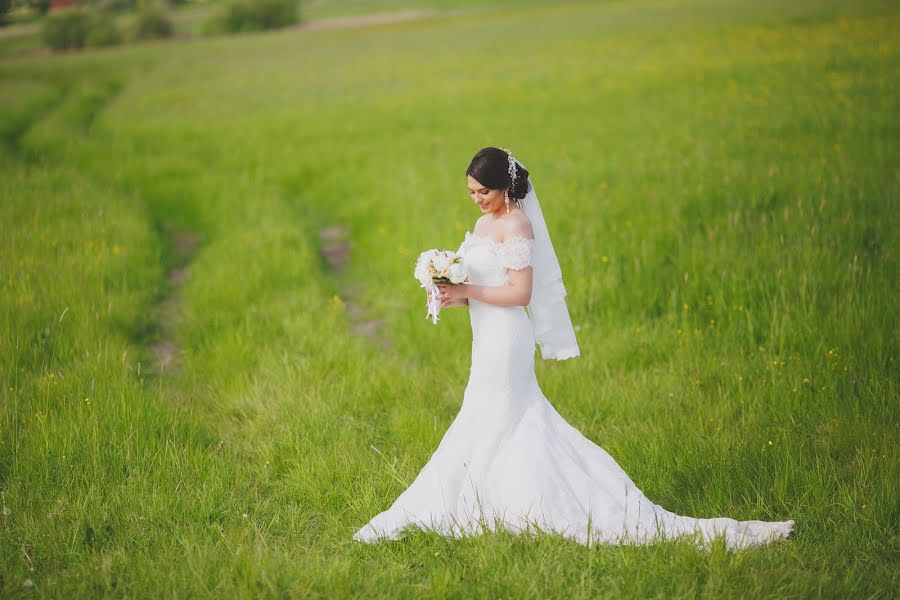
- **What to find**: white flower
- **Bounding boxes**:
[414,249,438,283]
[448,262,466,284]
[432,253,451,273]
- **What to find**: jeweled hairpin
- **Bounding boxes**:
[500,147,517,213]
[500,147,517,188]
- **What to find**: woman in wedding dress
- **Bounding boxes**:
[352,147,794,550]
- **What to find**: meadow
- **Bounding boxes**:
[1,0,897,597]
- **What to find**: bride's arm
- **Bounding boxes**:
[436,244,534,308]
[441,267,532,307]
[437,217,535,307]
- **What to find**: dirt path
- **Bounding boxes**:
[299,10,439,31]
[319,225,389,347]
[148,228,203,377]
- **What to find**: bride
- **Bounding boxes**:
[352,147,794,549]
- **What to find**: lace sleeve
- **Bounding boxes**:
[498,237,536,270]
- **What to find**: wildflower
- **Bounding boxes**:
[601,255,608,263]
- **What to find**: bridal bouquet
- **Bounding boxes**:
[414,249,468,324]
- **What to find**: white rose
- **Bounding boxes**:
[414,250,438,282]
[432,253,451,273]
[448,262,466,284]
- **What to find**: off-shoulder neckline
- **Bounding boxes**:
[465,230,535,246]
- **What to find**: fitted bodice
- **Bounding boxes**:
[455,231,539,389]
[456,231,536,287]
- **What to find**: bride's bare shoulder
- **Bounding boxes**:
[501,210,534,240]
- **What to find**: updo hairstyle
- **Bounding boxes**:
[466,147,530,201]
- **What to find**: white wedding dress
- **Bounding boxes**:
[353,231,794,549]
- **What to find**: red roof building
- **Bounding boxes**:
[49,0,78,12]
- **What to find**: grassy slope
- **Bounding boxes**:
[1,0,897,597]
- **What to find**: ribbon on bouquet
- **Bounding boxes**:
[421,279,442,324]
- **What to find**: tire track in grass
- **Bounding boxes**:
[5,75,194,380]
[298,9,440,32]
[147,225,203,378]
[0,80,68,155]
[318,224,390,347]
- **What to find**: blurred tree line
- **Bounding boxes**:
[6,0,301,51]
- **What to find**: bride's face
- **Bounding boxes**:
[467,175,506,215]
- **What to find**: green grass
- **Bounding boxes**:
[1,0,897,597]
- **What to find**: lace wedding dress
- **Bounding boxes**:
[352,231,794,549]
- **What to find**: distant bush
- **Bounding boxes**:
[42,10,122,51]
[94,0,137,13]
[42,10,100,50]
[85,12,121,46]
[1,0,12,26]
[204,0,298,35]
[129,4,172,40]
[27,0,52,17]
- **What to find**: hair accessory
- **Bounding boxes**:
[501,147,516,213]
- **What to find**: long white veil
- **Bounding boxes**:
[514,157,580,360]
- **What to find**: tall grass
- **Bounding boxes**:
[0,0,897,596]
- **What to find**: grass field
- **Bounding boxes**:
[1,0,897,597]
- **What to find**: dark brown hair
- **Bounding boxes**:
[466,147,530,201]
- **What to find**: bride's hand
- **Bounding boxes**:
[435,281,468,300]
[439,295,468,308]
